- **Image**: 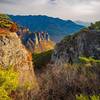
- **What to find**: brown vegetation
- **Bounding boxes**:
[32,63,100,100]
[10,62,100,100]
[10,23,18,32]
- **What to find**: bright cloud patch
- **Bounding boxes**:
[0,0,100,22]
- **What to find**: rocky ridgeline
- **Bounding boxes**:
[0,29,38,89]
[52,29,100,65]
[17,28,54,53]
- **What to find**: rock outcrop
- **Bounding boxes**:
[0,30,38,89]
[52,29,100,64]
[17,28,55,53]
[34,40,55,53]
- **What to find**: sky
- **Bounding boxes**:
[0,0,100,22]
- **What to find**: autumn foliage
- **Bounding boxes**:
[10,23,18,32]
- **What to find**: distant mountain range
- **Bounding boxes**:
[75,21,90,27]
[10,15,84,42]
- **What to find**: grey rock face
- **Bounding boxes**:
[52,30,100,64]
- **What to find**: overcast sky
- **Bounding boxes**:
[0,0,100,22]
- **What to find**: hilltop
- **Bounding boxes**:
[0,14,17,32]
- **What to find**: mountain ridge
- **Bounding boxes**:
[75,20,90,27]
[10,15,84,42]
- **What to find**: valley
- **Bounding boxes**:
[0,13,100,100]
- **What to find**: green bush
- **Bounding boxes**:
[79,57,100,63]
[0,14,13,29]
[0,88,10,100]
[0,66,19,100]
[76,94,100,100]
[76,94,89,100]
[89,21,100,30]
[0,14,10,20]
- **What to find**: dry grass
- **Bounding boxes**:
[33,63,100,100]
[9,63,100,100]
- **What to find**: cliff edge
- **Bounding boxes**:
[0,29,38,89]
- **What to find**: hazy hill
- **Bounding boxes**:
[10,15,84,42]
[75,20,90,27]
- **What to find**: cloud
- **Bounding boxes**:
[0,0,15,4]
[0,0,100,22]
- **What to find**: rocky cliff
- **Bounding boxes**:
[34,40,55,53]
[52,29,100,64]
[0,29,38,89]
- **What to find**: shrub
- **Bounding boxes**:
[10,23,18,32]
[0,14,13,29]
[33,62,100,100]
[0,66,19,100]
[0,88,11,100]
[76,94,100,100]
[89,21,100,30]
[0,14,10,20]
[79,57,100,63]
[76,94,89,100]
